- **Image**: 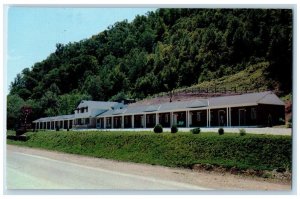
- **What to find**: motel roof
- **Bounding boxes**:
[97,91,284,118]
[33,91,285,122]
[208,91,285,107]
[33,114,74,123]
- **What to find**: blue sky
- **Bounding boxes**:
[6,7,157,94]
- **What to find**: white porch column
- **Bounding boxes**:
[207,109,209,127]
[230,108,232,126]
[170,112,173,127]
[122,115,124,128]
[208,109,211,127]
[156,113,159,125]
[186,111,189,128]
[143,114,146,128]
[104,117,106,129]
[226,107,229,127]
[131,115,134,128]
[111,117,114,129]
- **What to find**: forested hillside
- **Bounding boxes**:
[7,8,292,127]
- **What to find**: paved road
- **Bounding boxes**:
[6,147,209,190]
[6,145,290,191]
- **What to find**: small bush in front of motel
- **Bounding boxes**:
[190,128,201,134]
[218,128,224,135]
[171,125,178,133]
[239,129,246,136]
[153,124,163,133]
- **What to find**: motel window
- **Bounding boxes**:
[85,118,90,124]
[165,114,169,123]
[81,108,84,113]
[197,112,201,121]
[251,108,257,120]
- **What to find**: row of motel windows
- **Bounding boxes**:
[98,108,257,124]
[75,118,90,125]
[99,112,203,125]
[36,108,258,128]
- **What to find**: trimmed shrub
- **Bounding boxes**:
[239,129,246,136]
[171,125,178,133]
[153,124,163,133]
[190,127,200,134]
[218,128,224,135]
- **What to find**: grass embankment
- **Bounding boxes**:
[7,130,291,171]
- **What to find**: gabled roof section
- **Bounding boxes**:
[77,100,120,109]
[257,92,285,105]
[208,91,273,107]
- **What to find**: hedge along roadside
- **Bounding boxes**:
[7,131,292,171]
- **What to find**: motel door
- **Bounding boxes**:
[173,114,177,126]
[239,109,246,126]
[218,110,226,126]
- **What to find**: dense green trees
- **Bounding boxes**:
[7,8,293,128]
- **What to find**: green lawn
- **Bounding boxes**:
[7,130,292,171]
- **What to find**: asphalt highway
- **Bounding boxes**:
[6,147,210,190]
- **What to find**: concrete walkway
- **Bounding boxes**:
[72,127,292,136]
